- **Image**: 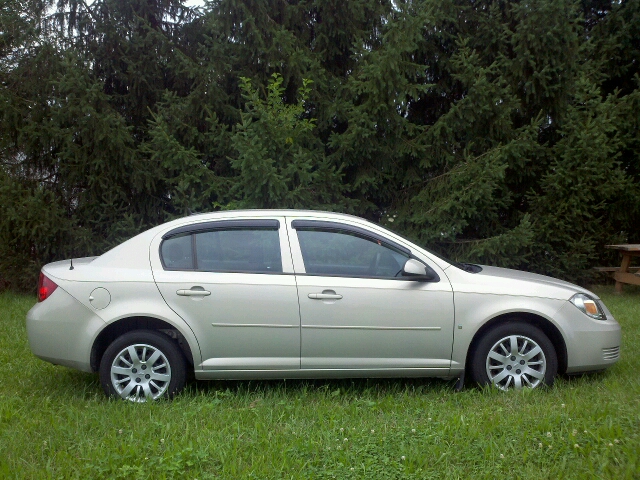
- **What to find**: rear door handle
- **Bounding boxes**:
[308,291,343,300]
[177,288,211,297]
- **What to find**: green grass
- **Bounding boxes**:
[1,287,638,479]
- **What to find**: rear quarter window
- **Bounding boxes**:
[160,234,194,270]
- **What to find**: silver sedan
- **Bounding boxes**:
[26,210,621,401]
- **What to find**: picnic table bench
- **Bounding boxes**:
[604,244,640,293]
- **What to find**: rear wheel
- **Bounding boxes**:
[99,330,186,402]
[470,322,557,390]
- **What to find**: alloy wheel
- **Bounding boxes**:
[485,334,547,390]
[110,343,172,402]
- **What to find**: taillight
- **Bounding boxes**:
[38,272,58,302]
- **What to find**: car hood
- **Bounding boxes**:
[448,265,595,300]
[479,266,590,291]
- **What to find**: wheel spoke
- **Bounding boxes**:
[490,369,510,384]
[111,366,132,376]
[488,351,508,364]
[117,355,132,368]
[120,381,137,398]
[147,350,162,366]
[523,345,542,361]
[150,372,171,382]
[127,346,141,364]
[523,367,545,380]
[142,383,153,400]
[134,385,144,401]
[513,374,523,389]
[152,362,167,372]
[509,336,519,355]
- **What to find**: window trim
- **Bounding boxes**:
[290,220,411,255]
[291,220,439,281]
[293,223,412,279]
[160,221,284,273]
[162,219,280,240]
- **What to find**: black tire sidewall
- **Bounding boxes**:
[470,322,558,388]
[99,330,187,400]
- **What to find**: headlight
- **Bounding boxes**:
[570,293,606,320]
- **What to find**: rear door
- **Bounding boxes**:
[151,218,300,371]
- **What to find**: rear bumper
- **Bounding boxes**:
[26,287,104,373]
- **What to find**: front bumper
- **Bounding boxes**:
[555,301,622,373]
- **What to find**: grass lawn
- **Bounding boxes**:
[0,286,638,479]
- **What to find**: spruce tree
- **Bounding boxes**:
[1,0,639,290]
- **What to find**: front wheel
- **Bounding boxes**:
[470,322,558,390]
[99,330,186,402]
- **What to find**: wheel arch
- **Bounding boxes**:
[90,316,195,372]
[465,312,568,375]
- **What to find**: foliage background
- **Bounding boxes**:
[1,0,639,291]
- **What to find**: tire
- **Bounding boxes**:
[99,330,187,402]
[469,322,558,390]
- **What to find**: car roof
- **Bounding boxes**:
[183,209,361,220]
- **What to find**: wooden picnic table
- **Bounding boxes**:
[605,244,640,293]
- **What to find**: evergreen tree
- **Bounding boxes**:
[0,0,199,288]
[229,73,347,209]
[1,0,639,290]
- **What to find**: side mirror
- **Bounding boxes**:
[401,259,437,281]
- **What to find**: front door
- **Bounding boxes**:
[288,219,454,371]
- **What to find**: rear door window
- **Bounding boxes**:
[160,225,282,273]
[195,229,282,273]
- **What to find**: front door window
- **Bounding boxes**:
[296,229,409,278]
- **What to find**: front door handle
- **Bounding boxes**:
[177,288,211,297]
[308,290,343,300]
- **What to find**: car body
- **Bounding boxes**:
[26,210,621,401]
